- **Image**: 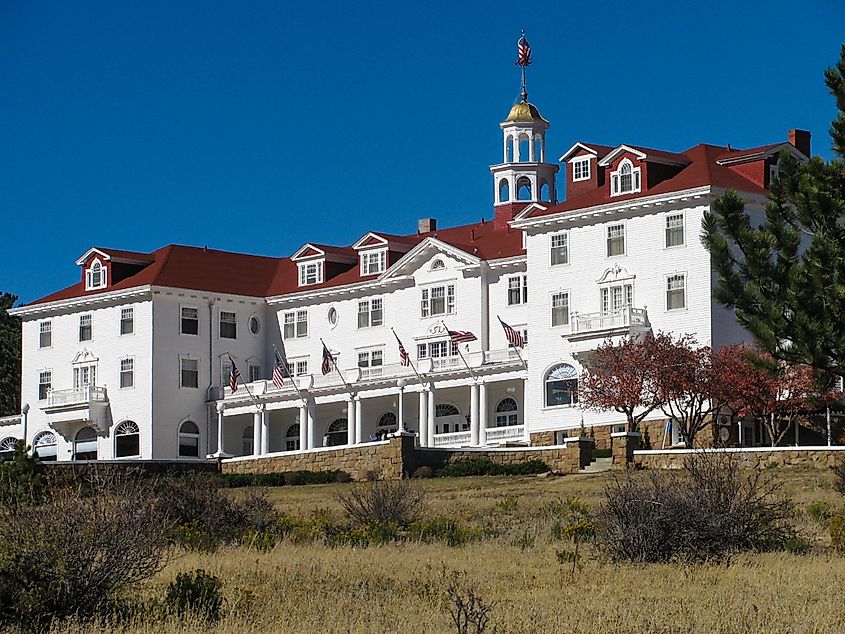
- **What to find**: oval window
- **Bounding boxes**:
[248,315,261,335]
[328,307,338,327]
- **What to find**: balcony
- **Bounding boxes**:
[45,385,108,410]
[568,307,651,342]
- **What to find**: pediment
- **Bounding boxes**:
[291,244,325,261]
[75,248,111,267]
[513,202,548,221]
[380,238,479,280]
[597,264,635,284]
[351,232,389,250]
[71,349,99,365]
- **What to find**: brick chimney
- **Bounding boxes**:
[418,218,437,234]
[788,129,811,157]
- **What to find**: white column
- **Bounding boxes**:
[299,403,308,451]
[347,395,356,446]
[307,404,315,450]
[418,389,428,447]
[470,382,479,445]
[215,402,227,456]
[523,377,531,443]
[355,397,363,444]
[427,385,436,447]
[478,381,488,446]
[260,407,269,455]
[253,407,263,457]
[397,378,407,433]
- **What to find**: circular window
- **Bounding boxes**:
[327,307,338,327]
[248,315,261,335]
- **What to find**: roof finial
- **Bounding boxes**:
[515,30,532,103]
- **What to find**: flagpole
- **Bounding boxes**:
[227,352,261,411]
[320,338,354,397]
[496,315,528,372]
[441,320,477,382]
[272,343,308,406]
[391,327,428,389]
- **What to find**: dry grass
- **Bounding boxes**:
[50,464,845,634]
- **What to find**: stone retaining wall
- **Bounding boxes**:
[635,446,845,470]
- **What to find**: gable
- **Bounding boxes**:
[380,238,479,280]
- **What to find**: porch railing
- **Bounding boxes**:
[485,425,525,443]
[46,385,108,408]
[432,431,473,447]
[572,307,649,335]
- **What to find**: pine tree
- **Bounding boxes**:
[0,293,21,417]
[702,45,845,377]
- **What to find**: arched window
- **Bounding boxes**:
[534,136,543,162]
[378,412,397,430]
[611,159,641,196]
[325,418,348,447]
[242,425,254,456]
[545,364,579,407]
[518,136,530,162]
[506,136,514,162]
[516,177,532,201]
[431,259,446,271]
[73,427,98,461]
[498,178,510,203]
[540,180,550,201]
[619,161,632,191]
[434,403,462,434]
[495,398,519,427]
[114,420,140,458]
[178,420,200,458]
[285,424,300,452]
[0,436,18,455]
[33,431,57,461]
[85,258,107,290]
[435,403,460,417]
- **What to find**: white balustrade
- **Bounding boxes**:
[485,425,525,443]
[46,385,108,408]
[432,431,473,447]
[572,307,649,335]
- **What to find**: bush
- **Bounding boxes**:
[338,480,425,528]
[830,514,845,553]
[832,459,845,497]
[413,465,434,479]
[408,518,483,547]
[595,451,794,563]
[436,458,550,477]
[592,448,612,459]
[165,570,223,622]
[807,500,835,524]
[220,470,351,487]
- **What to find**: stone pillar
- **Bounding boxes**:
[260,406,269,455]
[253,406,263,457]
[298,403,307,451]
[427,385,436,447]
[611,431,641,469]
[307,404,315,450]
[470,382,479,445]
[563,436,595,473]
[478,381,488,446]
[355,397,362,444]
[347,395,356,446]
[418,389,428,447]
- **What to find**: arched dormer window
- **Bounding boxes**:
[610,159,641,196]
[85,258,107,290]
[545,363,579,407]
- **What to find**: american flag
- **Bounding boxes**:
[516,34,532,67]
[395,332,410,367]
[321,342,334,375]
[498,316,525,348]
[448,330,478,344]
[228,354,241,392]
[272,347,286,389]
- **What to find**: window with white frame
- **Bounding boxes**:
[114,420,140,457]
[283,310,308,339]
[39,321,52,348]
[220,358,232,386]
[417,340,458,360]
[607,224,625,257]
[79,314,92,341]
[120,307,134,335]
[180,357,199,388]
[286,358,309,377]
[495,398,519,427]
[298,261,323,286]
[38,370,51,400]
[120,357,134,388]
[285,424,300,451]
[85,259,107,290]
[610,159,641,196]
[571,157,591,181]
[358,298,383,328]
[248,363,261,383]
[219,311,237,339]
[73,364,96,389]
[421,284,455,318]
[666,274,687,310]
[601,284,633,313]
[360,250,387,275]
[178,421,200,457]
[550,233,568,266]
[545,364,579,407]
[665,213,685,247]
[181,306,199,335]
[507,275,528,305]
[358,349,384,376]
[551,292,570,327]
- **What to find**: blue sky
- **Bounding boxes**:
[2,0,843,304]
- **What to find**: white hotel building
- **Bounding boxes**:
[3,93,810,461]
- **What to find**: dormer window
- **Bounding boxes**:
[571,157,591,181]
[85,259,107,290]
[610,159,641,196]
[298,261,323,286]
[360,249,387,276]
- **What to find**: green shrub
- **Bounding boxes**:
[284,470,351,486]
[412,465,434,479]
[830,514,845,553]
[338,480,425,528]
[511,529,536,550]
[408,518,483,547]
[220,470,351,487]
[592,448,612,459]
[165,570,223,622]
[436,458,550,477]
[807,500,835,524]
[784,537,812,554]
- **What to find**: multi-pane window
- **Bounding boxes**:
[79,314,92,341]
[358,349,384,369]
[298,261,323,286]
[507,275,528,305]
[221,359,232,386]
[358,299,384,328]
[286,358,309,377]
[181,307,199,335]
[38,370,51,400]
[85,259,107,290]
[610,159,641,195]
[283,310,308,339]
[120,358,134,388]
[572,157,590,181]
[607,224,625,257]
[180,358,199,388]
[248,364,261,383]
[219,311,237,339]
[601,284,633,313]
[417,340,459,359]
[667,274,686,310]
[665,214,685,247]
[551,292,570,327]
[550,233,568,265]
[421,284,455,317]
[39,321,52,348]
[73,365,96,389]
[120,308,134,335]
[360,250,387,275]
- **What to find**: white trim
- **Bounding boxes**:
[351,232,390,250]
[359,248,388,276]
[598,145,688,168]
[664,211,686,249]
[9,286,153,318]
[297,260,324,287]
[570,156,591,182]
[715,143,807,165]
[664,271,688,311]
[290,243,326,261]
[606,222,627,257]
[558,142,601,162]
[380,238,481,280]
[549,289,571,329]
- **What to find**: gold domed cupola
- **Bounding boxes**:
[505,99,549,124]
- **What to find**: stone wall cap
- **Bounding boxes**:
[563,436,595,444]
[611,431,641,438]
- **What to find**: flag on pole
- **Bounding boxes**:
[498,316,525,348]
[516,34,532,67]
[272,347,287,389]
[395,333,411,367]
[448,330,478,344]
[321,342,334,375]
[227,354,241,393]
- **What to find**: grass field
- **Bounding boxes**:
[53,465,845,634]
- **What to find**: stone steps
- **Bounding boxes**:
[580,457,613,473]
